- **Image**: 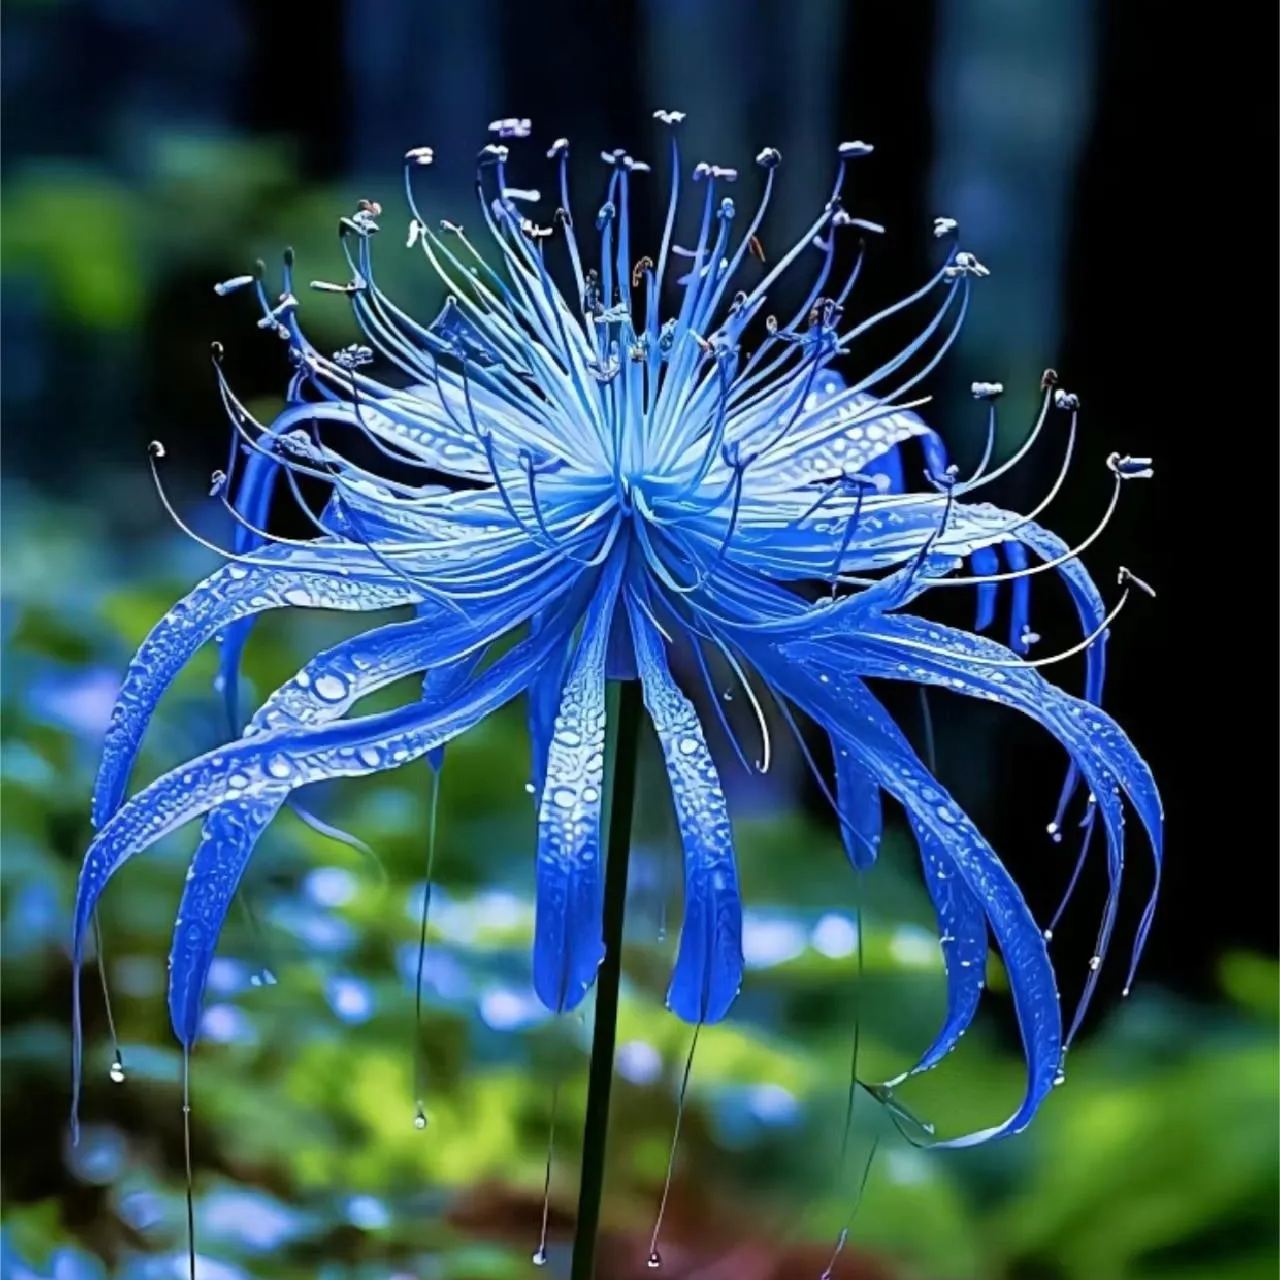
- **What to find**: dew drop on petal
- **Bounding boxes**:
[314,673,348,702]
[266,754,293,780]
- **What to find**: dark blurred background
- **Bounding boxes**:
[3,3,1276,1279]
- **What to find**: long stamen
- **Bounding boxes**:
[532,1080,560,1266]
[412,764,442,1130]
[92,912,125,1085]
[828,475,875,593]
[892,566,1153,670]
[646,1023,701,1270]
[182,1046,197,1280]
[1046,802,1099,937]
[936,453,1152,586]
[819,1135,881,1280]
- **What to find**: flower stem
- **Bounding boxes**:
[571,678,643,1280]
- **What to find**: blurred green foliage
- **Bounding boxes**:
[1,493,1275,1280]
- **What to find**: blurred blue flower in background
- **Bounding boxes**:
[71,111,1161,1152]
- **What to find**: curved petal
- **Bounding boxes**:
[732,635,1061,1146]
[74,619,568,1135]
[817,613,1162,1025]
[92,551,424,827]
[833,748,881,870]
[628,592,742,1024]
[532,556,624,1013]
[902,814,988,1079]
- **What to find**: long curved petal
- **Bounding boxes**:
[629,592,742,1023]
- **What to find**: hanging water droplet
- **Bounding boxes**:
[524,781,536,795]
[109,1056,126,1084]
[1088,955,1101,971]
[1121,985,1132,998]
[1046,821,1061,842]
[1053,1070,1066,1086]
[646,1251,662,1270]
[266,754,292,780]
[1043,928,1054,941]
[531,1247,548,1267]
[314,673,348,702]
[413,1108,428,1130]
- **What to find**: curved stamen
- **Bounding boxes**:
[935,452,1149,586]
[884,566,1151,670]
[827,474,876,593]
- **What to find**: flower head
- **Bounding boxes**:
[74,114,1161,1148]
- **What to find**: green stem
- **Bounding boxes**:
[571,678,643,1280]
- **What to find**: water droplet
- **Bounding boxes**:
[283,587,311,607]
[314,673,348,702]
[413,1107,428,1130]
[551,787,575,809]
[226,772,249,790]
[1053,1070,1066,1087]
[1043,928,1054,942]
[524,782,536,795]
[1088,955,1101,971]
[109,1057,126,1084]
[1121,985,1131,998]
[678,737,698,756]
[266,754,292,780]
[226,564,249,580]
[532,1247,548,1267]
[647,1251,662,1270]
[358,745,382,768]
[582,787,599,804]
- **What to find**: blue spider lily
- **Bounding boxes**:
[73,113,1162,1150]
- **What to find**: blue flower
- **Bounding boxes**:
[73,114,1161,1147]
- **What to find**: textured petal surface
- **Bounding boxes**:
[629,593,742,1023]
[532,557,623,1013]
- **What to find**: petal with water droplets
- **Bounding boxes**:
[629,594,742,1024]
